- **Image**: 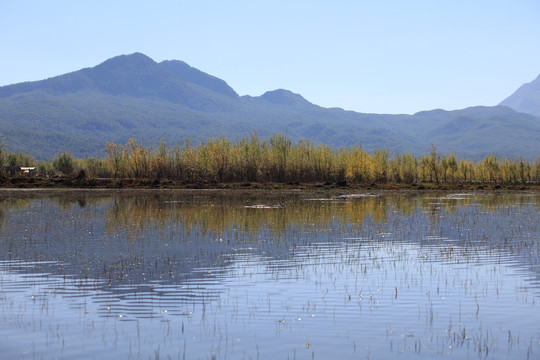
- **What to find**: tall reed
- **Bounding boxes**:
[3,133,540,184]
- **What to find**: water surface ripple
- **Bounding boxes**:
[0,190,538,359]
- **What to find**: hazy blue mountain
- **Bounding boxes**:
[259,89,313,107]
[160,59,238,98]
[0,53,539,160]
[0,53,238,111]
[500,73,540,116]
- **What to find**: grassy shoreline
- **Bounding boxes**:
[1,176,538,191]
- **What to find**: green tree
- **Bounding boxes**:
[53,152,75,175]
[0,135,5,169]
[38,160,56,177]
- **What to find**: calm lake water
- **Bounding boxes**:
[0,189,539,359]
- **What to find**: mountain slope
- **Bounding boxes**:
[0,53,539,161]
[160,59,238,98]
[499,74,540,116]
[0,53,239,111]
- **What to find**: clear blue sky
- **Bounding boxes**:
[1,0,539,114]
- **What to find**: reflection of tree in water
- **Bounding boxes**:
[0,196,39,231]
[0,190,539,311]
[104,192,394,237]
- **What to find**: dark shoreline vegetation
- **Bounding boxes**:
[1,133,539,190]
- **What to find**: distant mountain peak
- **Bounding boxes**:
[1,53,539,162]
[95,52,157,70]
[0,52,238,102]
[499,73,540,116]
[259,89,312,106]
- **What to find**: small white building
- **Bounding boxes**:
[20,167,37,177]
[2,166,37,177]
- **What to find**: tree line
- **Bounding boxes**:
[1,133,539,184]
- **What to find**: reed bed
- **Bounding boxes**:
[3,134,540,185]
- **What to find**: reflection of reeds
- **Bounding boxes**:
[1,190,538,235]
[1,190,538,291]
[0,190,539,359]
[97,191,537,236]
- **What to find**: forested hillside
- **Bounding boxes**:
[0,53,539,160]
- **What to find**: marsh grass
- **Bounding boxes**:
[0,190,538,359]
[2,134,540,187]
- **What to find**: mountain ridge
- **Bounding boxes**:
[499,73,540,116]
[0,53,539,161]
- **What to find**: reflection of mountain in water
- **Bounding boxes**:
[0,190,539,318]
